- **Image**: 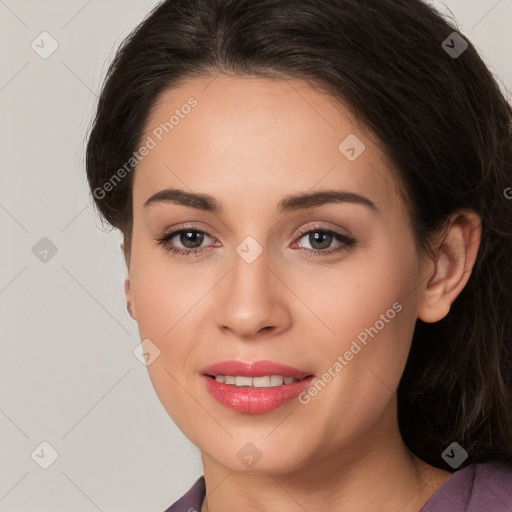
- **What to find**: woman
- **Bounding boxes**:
[85,0,512,510]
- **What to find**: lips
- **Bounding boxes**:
[200,360,316,413]
[201,374,316,413]
[201,360,313,379]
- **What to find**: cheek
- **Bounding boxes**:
[301,295,415,440]
[128,240,208,339]
[128,254,204,425]
[319,285,411,387]
[301,259,408,344]
[304,246,418,393]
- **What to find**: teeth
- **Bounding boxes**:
[213,375,301,387]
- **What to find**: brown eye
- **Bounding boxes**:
[294,228,356,256]
[156,228,214,256]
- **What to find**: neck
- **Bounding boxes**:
[200,403,452,512]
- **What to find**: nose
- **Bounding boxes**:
[214,249,292,340]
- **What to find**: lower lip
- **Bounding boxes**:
[201,375,315,414]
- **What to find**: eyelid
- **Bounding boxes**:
[155,224,218,249]
[290,224,356,254]
[155,222,356,257]
[156,222,216,241]
[293,222,353,239]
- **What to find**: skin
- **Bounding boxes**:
[122,74,481,512]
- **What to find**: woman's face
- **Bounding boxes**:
[125,75,430,473]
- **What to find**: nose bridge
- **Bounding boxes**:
[230,236,273,311]
[214,234,290,337]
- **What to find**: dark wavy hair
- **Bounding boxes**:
[85,0,512,469]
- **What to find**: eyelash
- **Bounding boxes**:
[155,225,356,258]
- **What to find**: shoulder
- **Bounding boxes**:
[161,475,205,512]
[469,462,512,507]
[421,461,512,512]
[160,465,512,511]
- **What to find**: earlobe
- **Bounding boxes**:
[124,277,136,320]
[417,210,481,323]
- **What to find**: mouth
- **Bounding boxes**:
[200,359,316,413]
[204,374,313,387]
[200,359,313,380]
[201,373,316,414]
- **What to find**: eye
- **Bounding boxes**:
[292,226,356,256]
[155,225,357,258]
[155,228,217,257]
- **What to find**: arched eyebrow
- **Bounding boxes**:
[143,188,379,214]
[277,190,378,214]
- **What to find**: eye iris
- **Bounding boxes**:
[181,230,204,249]
[310,231,331,250]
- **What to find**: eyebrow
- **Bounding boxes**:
[143,188,378,214]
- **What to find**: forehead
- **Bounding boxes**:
[133,74,403,217]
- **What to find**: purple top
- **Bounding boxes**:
[163,462,512,512]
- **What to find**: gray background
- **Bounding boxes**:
[1,1,511,510]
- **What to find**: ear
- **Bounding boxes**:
[417,209,481,323]
[121,241,136,320]
[124,277,136,320]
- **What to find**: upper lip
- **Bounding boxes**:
[201,360,313,379]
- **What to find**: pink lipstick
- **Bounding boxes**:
[201,360,315,414]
